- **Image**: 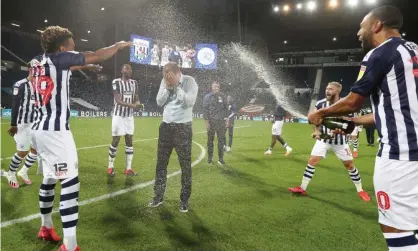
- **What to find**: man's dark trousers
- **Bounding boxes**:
[207,119,226,161]
[227,118,234,147]
[153,122,192,204]
[366,125,376,145]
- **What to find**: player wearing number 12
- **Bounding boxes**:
[288,82,371,202]
[29,26,132,251]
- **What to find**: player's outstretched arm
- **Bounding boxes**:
[308,92,366,125]
[351,113,375,126]
[84,41,133,64]
[70,64,102,72]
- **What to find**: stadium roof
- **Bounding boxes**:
[1,0,416,53]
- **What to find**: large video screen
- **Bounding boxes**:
[130,34,218,69]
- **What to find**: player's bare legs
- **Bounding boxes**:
[351,134,359,158]
[7,150,28,188]
[108,136,121,176]
[288,155,321,195]
[7,147,37,188]
[124,134,136,176]
[342,160,370,201]
[381,225,418,250]
[18,147,37,185]
[264,135,292,155]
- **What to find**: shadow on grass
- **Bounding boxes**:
[158,207,218,250]
[231,152,266,166]
[101,187,146,243]
[218,164,286,198]
[308,194,377,221]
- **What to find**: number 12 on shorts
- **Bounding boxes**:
[54,163,68,177]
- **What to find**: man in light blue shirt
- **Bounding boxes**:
[149,62,198,213]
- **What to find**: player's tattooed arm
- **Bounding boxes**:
[350,113,375,127]
[309,93,366,125]
[84,41,133,64]
[70,64,102,72]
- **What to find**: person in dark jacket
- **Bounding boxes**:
[203,82,229,165]
[360,107,376,146]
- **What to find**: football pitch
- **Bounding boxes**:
[1,117,386,251]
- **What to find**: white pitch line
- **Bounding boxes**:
[0,124,252,228]
[0,141,206,228]
[0,125,251,160]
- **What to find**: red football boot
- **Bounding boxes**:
[288,186,307,195]
[37,226,61,242]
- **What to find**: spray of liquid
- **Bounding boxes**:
[222,43,308,119]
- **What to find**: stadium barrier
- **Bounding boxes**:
[1,109,309,124]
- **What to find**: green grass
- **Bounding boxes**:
[1,118,386,251]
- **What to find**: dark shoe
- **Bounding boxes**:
[179,203,188,213]
[208,156,213,164]
[218,160,225,165]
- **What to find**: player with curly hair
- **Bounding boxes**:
[29,26,132,251]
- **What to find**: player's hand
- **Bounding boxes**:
[205,120,210,131]
[332,128,346,135]
[116,41,134,50]
[131,102,141,109]
[308,109,325,126]
[8,126,18,137]
[312,131,321,140]
[164,73,179,90]
[226,119,230,128]
[88,64,103,73]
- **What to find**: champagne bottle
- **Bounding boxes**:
[322,117,355,134]
[312,133,334,140]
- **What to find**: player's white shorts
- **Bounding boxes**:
[14,123,32,151]
[272,121,284,136]
[374,157,418,230]
[112,116,134,136]
[311,140,353,161]
[31,130,78,179]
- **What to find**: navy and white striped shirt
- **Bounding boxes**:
[274,105,286,121]
[30,51,86,131]
[11,78,35,126]
[112,78,139,117]
[351,37,418,161]
[316,98,352,145]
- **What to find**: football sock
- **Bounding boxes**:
[39,178,57,228]
[108,144,117,168]
[125,146,133,170]
[60,176,80,251]
[348,167,363,192]
[301,164,315,190]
